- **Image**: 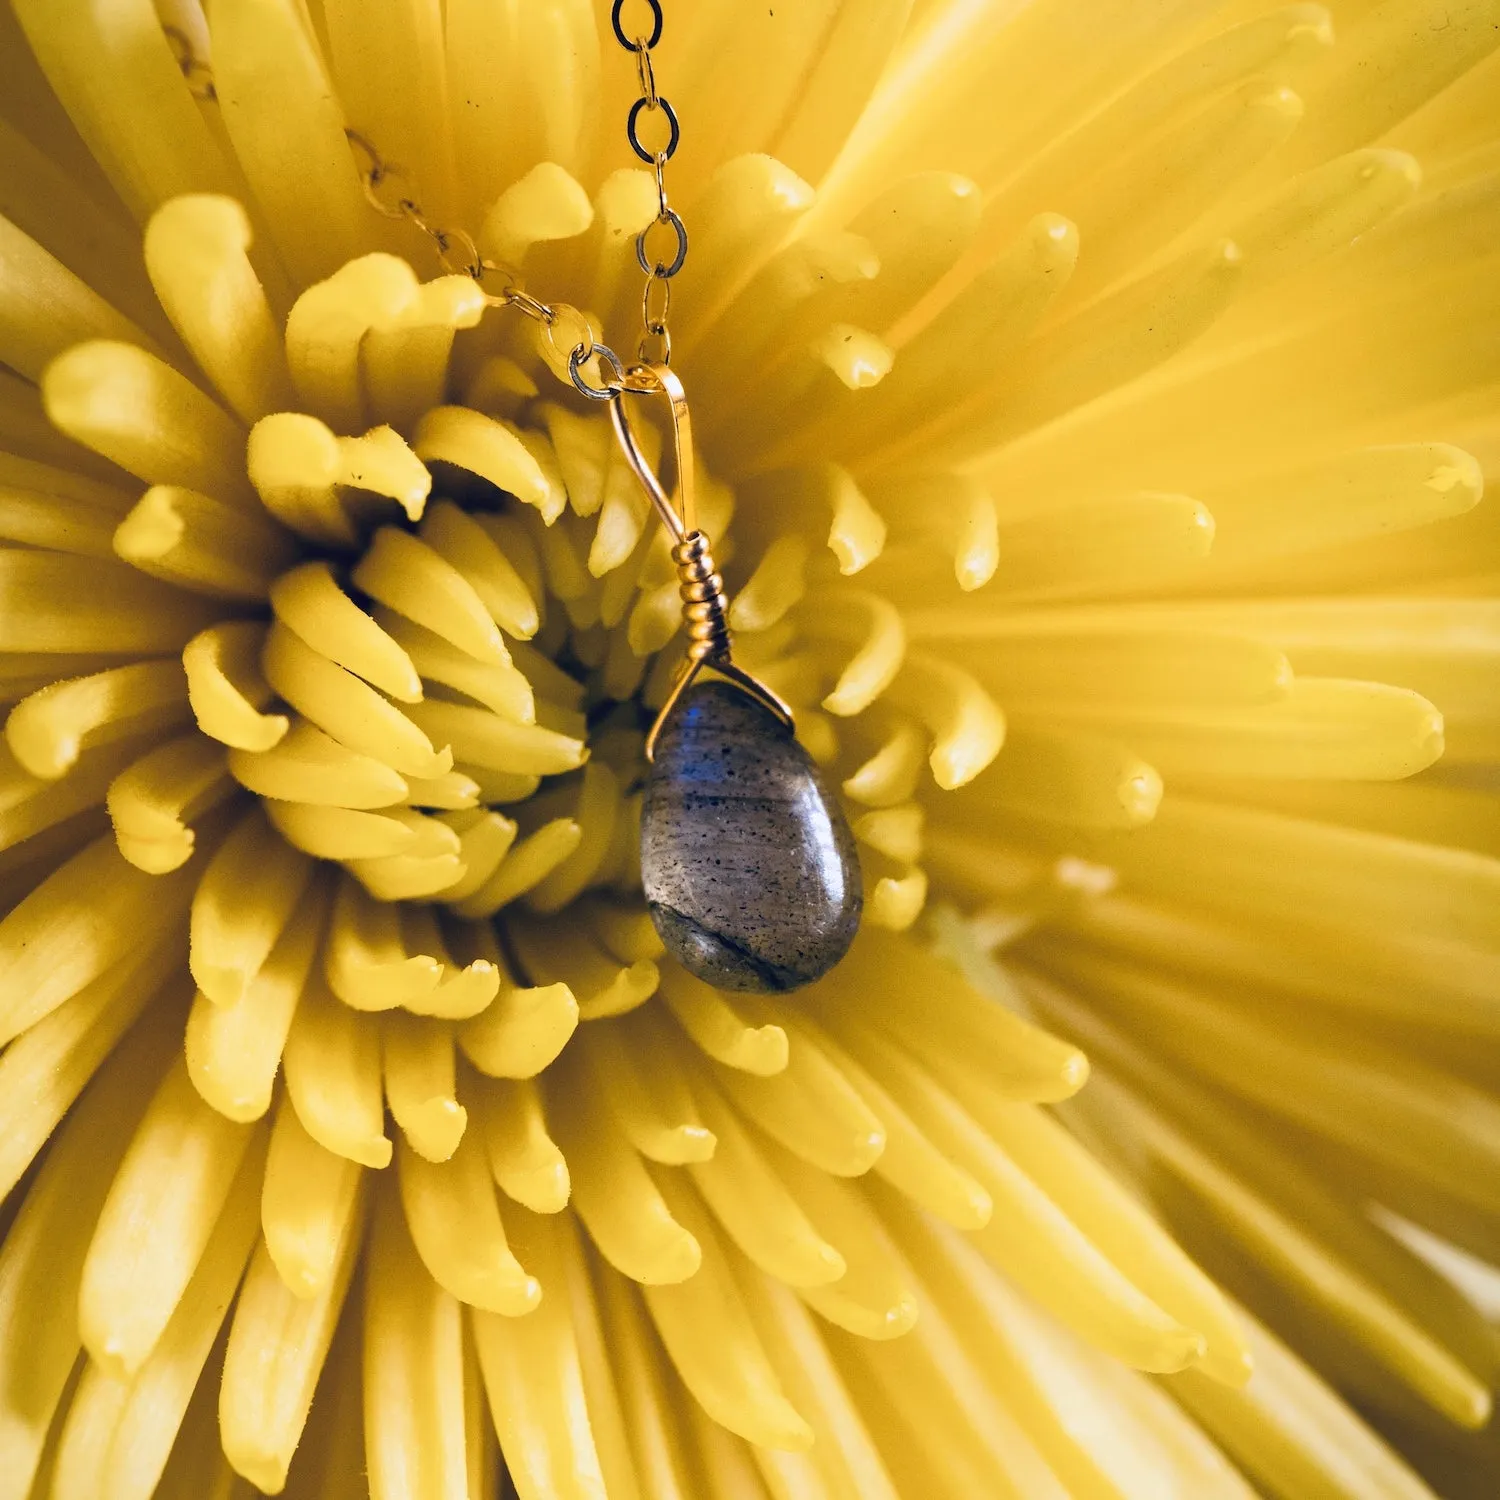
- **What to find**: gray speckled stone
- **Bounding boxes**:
[641,679,862,993]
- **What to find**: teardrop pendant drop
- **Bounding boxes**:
[641,680,862,993]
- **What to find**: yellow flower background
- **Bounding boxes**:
[1,0,1498,1496]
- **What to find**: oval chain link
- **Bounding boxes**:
[614,12,687,364]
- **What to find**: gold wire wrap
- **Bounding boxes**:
[673,533,731,666]
[608,366,794,760]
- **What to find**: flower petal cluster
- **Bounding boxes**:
[0,3,1497,1498]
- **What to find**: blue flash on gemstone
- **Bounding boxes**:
[640,679,862,993]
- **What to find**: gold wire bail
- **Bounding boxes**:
[608,366,795,761]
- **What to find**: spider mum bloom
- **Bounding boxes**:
[0,1,1497,1497]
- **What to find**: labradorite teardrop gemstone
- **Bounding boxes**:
[641,680,862,993]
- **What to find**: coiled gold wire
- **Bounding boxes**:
[672,533,732,666]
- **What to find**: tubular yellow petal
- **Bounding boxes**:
[671,154,815,356]
[43,339,252,503]
[1067,80,1304,303]
[734,1267,903,1500]
[1230,146,1422,291]
[78,1057,258,1380]
[657,963,789,1076]
[7,659,188,780]
[184,878,326,1123]
[0,938,178,1202]
[211,0,372,286]
[0,214,153,383]
[458,963,579,1080]
[961,1090,1251,1388]
[551,1211,644,1500]
[272,561,423,702]
[262,621,452,778]
[11,0,239,224]
[509,913,658,1021]
[324,874,443,1012]
[421,500,541,641]
[190,806,315,1005]
[952,237,1246,466]
[987,492,1216,600]
[583,1010,716,1166]
[801,590,905,716]
[0,454,130,559]
[413,406,556,521]
[525,762,621,914]
[405,699,585,776]
[362,276,488,436]
[451,817,583,918]
[710,1006,885,1178]
[363,1185,470,1500]
[405,770,482,811]
[1206,444,1482,569]
[432,811,520,903]
[354,526,511,666]
[0,1019,169,1500]
[398,911,501,1020]
[955,1102,1207,1372]
[549,1064,701,1286]
[592,1264,700,1500]
[1169,1301,1441,1500]
[384,1011,468,1162]
[740,464,886,576]
[809,1024,992,1232]
[906,611,1292,708]
[0,833,197,1048]
[183,621,289,752]
[320,0,457,245]
[0,551,221,654]
[1035,676,1445,782]
[282,972,393,1168]
[841,717,927,808]
[684,1063,847,1289]
[814,928,1088,1103]
[644,1169,815,1452]
[476,1075,571,1214]
[231,721,410,810]
[583,898,664,965]
[266,799,421,860]
[729,535,812,634]
[261,1091,366,1299]
[71,1133,264,1500]
[220,1186,363,1493]
[107,731,234,873]
[479,161,594,267]
[470,1209,613,1500]
[885,652,1005,789]
[984,726,1165,830]
[337,424,434,523]
[0,735,136,858]
[399,1131,541,1315]
[863,212,1081,455]
[380,610,536,721]
[143,194,295,423]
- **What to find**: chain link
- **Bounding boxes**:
[612,0,686,364]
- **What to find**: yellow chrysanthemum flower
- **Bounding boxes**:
[1,1,1497,1497]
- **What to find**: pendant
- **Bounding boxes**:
[600,362,860,992]
[641,679,862,993]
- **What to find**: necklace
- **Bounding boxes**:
[341,1,862,993]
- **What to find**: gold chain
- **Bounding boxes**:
[165,2,685,399]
